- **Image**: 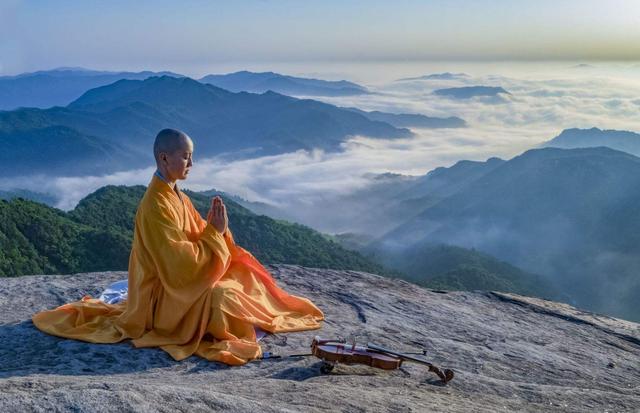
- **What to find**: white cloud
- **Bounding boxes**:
[0,167,155,211]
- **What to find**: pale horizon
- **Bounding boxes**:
[2,0,640,76]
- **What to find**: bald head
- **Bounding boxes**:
[153,128,194,183]
[153,128,192,164]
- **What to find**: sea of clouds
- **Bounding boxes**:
[3,61,640,233]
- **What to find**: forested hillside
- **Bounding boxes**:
[0,186,386,277]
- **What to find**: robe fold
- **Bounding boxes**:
[32,175,324,365]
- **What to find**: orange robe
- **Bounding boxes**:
[32,175,324,365]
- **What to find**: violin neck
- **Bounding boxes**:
[367,342,434,367]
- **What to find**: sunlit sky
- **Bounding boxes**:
[1,0,640,76]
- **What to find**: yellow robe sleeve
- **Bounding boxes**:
[140,200,231,295]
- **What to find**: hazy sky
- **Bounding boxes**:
[2,0,639,76]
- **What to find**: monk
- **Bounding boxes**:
[32,128,324,365]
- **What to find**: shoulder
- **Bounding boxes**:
[138,188,179,222]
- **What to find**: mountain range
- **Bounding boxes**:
[0,68,182,110]
[370,146,640,322]
[0,68,371,110]
[199,70,368,96]
[542,127,640,157]
[344,107,466,128]
[338,126,640,238]
[0,75,411,177]
[397,72,470,81]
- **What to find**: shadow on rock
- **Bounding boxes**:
[0,321,229,379]
[267,362,326,381]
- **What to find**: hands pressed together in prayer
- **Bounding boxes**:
[207,195,228,234]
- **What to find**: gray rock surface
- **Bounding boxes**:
[1,264,639,412]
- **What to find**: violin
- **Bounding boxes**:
[310,336,454,383]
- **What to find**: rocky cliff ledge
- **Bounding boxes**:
[1,265,638,412]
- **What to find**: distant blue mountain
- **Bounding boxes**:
[0,68,183,110]
[542,127,640,157]
[0,76,410,177]
[0,124,137,176]
[402,157,506,201]
[377,146,640,321]
[434,86,510,99]
[397,72,469,81]
[344,107,466,128]
[199,71,368,96]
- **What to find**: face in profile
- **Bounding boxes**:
[159,138,194,181]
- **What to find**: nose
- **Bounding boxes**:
[187,157,193,167]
